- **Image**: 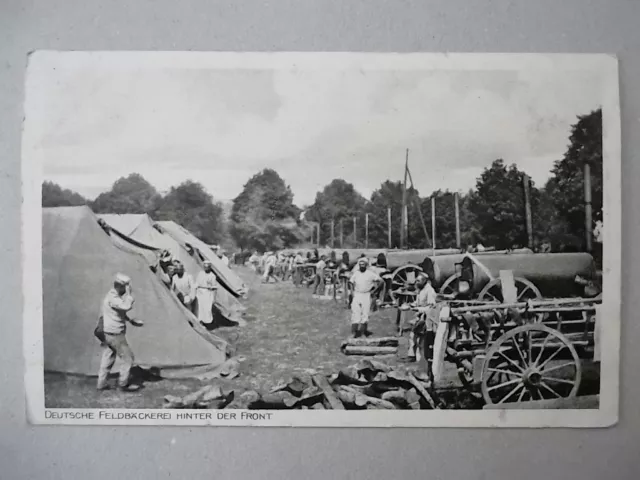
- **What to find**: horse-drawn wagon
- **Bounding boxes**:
[403,262,601,407]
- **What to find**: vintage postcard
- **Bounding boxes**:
[22,52,620,427]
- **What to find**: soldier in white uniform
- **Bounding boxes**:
[348,257,382,338]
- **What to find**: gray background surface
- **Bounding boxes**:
[1,1,638,478]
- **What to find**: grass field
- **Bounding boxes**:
[45,267,419,409]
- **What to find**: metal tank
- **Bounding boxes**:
[420,249,534,289]
[460,252,597,298]
[384,248,462,270]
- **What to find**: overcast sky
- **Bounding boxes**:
[29,53,605,206]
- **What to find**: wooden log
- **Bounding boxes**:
[181,385,218,407]
[163,395,185,409]
[337,385,396,409]
[202,391,235,409]
[269,376,309,397]
[237,390,261,409]
[407,373,438,409]
[295,386,326,407]
[342,337,399,348]
[385,370,414,389]
[356,358,392,374]
[329,366,369,386]
[360,394,396,410]
[334,387,358,408]
[252,391,298,409]
[381,389,411,408]
[311,403,326,410]
[339,385,370,407]
[405,389,421,410]
[311,375,345,410]
[200,385,225,403]
[343,345,398,356]
[372,372,388,382]
[363,381,399,397]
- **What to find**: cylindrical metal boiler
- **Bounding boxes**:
[420,248,534,288]
[384,248,462,270]
[460,252,597,297]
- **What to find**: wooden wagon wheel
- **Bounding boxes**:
[388,264,424,303]
[342,276,351,306]
[481,324,582,406]
[439,273,461,295]
[477,277,542,303]
[373,279,387,308]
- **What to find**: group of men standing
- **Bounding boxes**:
[165,257,219,326]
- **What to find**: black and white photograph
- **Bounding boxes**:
[22,52,620,426]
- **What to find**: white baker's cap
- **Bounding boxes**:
[357,257,369,265]
[114,273,131,285]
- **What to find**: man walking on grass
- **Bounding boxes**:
[262,251,279,283]
[348,257,382,338]
[96,273,144,392]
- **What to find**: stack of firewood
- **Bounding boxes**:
[241,359,440,410]
[162,359,484,410]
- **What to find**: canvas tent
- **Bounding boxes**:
[98,214,245,322]
[98,214,203,279]
[43,206,228,378]
[98,214,184,259]
[156,220,247,297]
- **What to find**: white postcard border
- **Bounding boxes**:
[22,52,621,427]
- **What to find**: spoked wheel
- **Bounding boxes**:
[481,324,582,406]
[439,273,461,295]
[388,264,424,303]
[478,277,542,303]
[373,280,387,308]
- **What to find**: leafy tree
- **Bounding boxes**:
[154,181,226,245]
[229,169,303,251]
[42,181,86,207]
[367,180,428,249]
[458,190,482,248]
[468,159,540,250]
[305,179,368,247]
[546,109,602,251]
[91,173,162,214]
[421,190,477,249]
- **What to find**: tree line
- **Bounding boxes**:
[42,174,228,246]
[42,108,602,258]
[304,109,602,256]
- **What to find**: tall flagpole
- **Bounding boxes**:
[406,163,431,248]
